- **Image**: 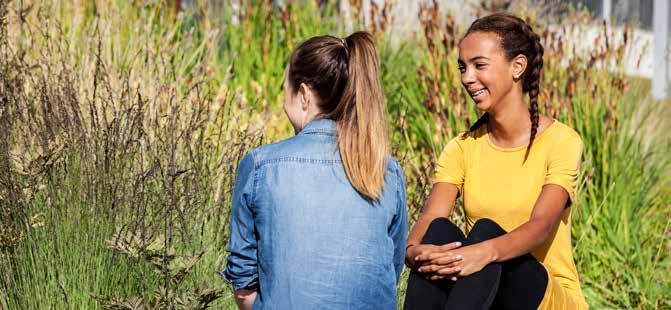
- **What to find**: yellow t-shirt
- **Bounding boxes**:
[434,120,588,309]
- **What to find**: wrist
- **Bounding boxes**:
[483,240,499,263]
[404,243,418,267]
[405,243,417,252]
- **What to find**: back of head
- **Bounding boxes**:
[288,31,389,200]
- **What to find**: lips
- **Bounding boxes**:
[468,88,487,99]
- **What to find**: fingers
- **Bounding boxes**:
[436,241,462,251]
[430,253,463,265]
[435,265,462,276]
[418,260,463,275]
[417,264,441,273]
[419,264,461,275]
[426,274,457,282]
[418,248,463,262]
[416,251,462,264]
[414,241,461,262]
[423,273,460,281]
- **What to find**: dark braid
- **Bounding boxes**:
[459,14,544,162]
[461,112,489,138]
[522,22,543,161]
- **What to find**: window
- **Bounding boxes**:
[564,0,655,30]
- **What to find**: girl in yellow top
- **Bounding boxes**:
[403,14,587,310]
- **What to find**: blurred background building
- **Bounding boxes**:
[181,0,669,99]
[569,0,668,99]
[369,0,670,99]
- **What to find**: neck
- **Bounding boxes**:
[487,91,530,142]
[299,108,324,131]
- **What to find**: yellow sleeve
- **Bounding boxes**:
[544,134,583,206]
[433,137,465,190]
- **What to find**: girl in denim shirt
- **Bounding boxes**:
[222,31,408,310]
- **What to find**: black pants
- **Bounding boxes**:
[403,218,548,310]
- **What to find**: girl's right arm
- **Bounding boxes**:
[234,289,257,310]
[405,183,462,277]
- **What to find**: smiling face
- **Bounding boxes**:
[458,32,520,113]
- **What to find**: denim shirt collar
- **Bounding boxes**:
[299,118,336,136]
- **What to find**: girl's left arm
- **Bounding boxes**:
[481,184,569,262]
[485,133,583,264]
[418,185,569,277]
[420,134,583,277]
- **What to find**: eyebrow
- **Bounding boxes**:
[457,56,491,63]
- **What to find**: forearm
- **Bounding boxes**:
[486,218,555,263]
[486,185,568,263]
[408,184,458,246]
[407,213,441,246]
[405,211,452,269]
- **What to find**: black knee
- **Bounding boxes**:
[494,255,548,309]
[467,218,507,243]
[422,217,466,245]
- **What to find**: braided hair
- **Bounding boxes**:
[460,14,544,161]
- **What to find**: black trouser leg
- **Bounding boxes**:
[403,218,465,310]
[491,252,548,308]
[443,218,504,310]
[404,218,548,310]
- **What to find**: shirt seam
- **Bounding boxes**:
[484,119,558,152]
[249,150,259,212]
[300,130,336,136]
[395,164,403,207]
[254,157,342,168]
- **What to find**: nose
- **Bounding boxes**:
[461,66,476,86]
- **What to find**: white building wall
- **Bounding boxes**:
[347,0,667,97]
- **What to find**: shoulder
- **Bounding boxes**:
[439,131,478,157]
[548,121,583,147]
[542,121,584,161]
[454,124,489,148]
[386,157,404,179]
[385,157,406,199]
[247,135,309,164]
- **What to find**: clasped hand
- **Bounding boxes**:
[407,241,494,281]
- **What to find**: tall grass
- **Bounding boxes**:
[0,1,261,308]
[0,0,668,309]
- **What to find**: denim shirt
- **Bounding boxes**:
[222,119,408,309]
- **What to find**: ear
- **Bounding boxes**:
[298,83,311,111]
[511,54,528,81]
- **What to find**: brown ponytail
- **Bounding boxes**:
[460,14,544,161]
[288,32,388,199]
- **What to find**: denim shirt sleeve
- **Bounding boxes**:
[389,162,408,281]
[222,152,258,290]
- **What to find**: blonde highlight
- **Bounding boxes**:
[288,31,389,200]
[333,32,388,199]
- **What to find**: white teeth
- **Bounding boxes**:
[472,89,485,96]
